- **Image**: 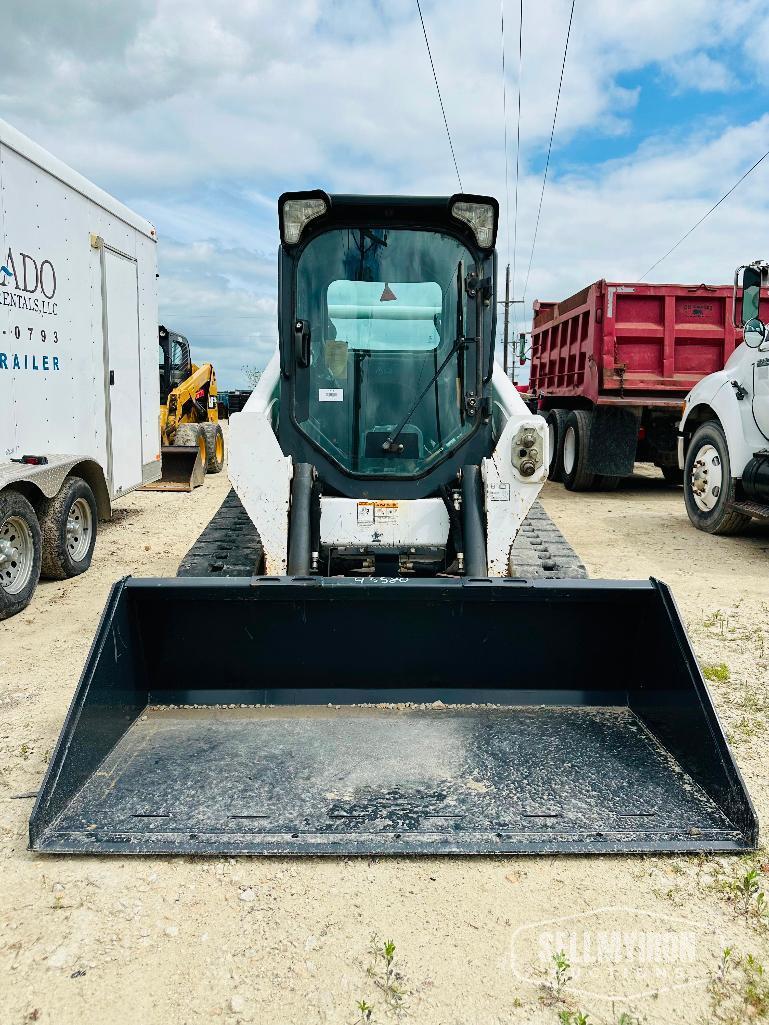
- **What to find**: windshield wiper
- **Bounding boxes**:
[382,261,467,453]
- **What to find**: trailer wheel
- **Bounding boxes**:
[683,422,752,535]
[545,409,569,483]
[39,476,98,580]
[0,490,42,620]
[174,424,207,469]
[200,422,225,473]
[562,411,595,491]
[661,466,683,486]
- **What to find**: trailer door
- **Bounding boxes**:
[102,246,143,495]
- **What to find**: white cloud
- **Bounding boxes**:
[664,52,737,93]
[2,0,767,386]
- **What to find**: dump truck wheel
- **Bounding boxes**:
[562,410,595,491]
[684,422,752,535]
[661,465,683,486]
[201,422,225,473]
[39,476,98,580]
[545,409,569,483]
[595,474,621,490]
[174,424,207,470]
[0,490,42,620]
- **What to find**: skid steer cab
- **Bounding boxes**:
[230,192,548,576]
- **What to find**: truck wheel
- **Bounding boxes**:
[545,409,569,483]
[174,424,207,470]
[200,422,225,473]
[562,410,595,491]
[595,474,621,491]
[39,476,98,580]
[0,491,42,620]
[684,422,752,535]
[661,466,683,486]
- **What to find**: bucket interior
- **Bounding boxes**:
[30,577,756,855]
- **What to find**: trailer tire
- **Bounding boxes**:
[0,490,42,620]
[174,424,207,470]
[684,422,752,535]
[661,466,683,486]
[545,409,569,483]
[562,410,595,491]
[39,476,98,580]
[201,422,225,473]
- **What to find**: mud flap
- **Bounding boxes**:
[30,577,757,856]
[141,446,206,492]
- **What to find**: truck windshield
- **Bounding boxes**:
[294,227,477,476]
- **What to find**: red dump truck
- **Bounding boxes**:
[525,280,743,490]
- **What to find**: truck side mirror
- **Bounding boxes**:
[741,265,763,327]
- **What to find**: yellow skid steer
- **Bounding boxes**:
[143,326,225,491]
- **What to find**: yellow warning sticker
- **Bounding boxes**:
[357,500,399,524]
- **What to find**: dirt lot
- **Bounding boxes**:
[2,463,769,1025]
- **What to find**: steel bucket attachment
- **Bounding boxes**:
[141,445,206,492]
[30,577,756,856]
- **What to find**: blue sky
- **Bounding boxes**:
[2,0,769,387]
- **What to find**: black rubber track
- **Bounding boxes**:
[178,492,586,580]
[178,489,264,577]
[508,500,588,579]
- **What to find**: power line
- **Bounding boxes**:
[500,0,511,266]
[415,0,463,192]
[639,147,769,280]
[511,0,523,337]
[522,0,575,301]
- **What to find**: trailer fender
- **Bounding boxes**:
[0,457,110,519]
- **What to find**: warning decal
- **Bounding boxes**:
[357,500,399,524]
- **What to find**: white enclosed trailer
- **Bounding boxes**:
[0,118,160,620]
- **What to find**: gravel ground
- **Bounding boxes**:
[2,459,769,1025]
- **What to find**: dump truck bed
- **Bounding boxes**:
[30,577,757,856]
[529,281,749,403]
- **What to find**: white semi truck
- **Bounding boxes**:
[679,261,769,533]
[0,118,160,620]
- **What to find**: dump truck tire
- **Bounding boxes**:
[201,422,225,473]
[174,423,207,467]
[39,476,98,580]
[595,474,621,490]
[545,409,569,483]
[684,421,752,535]
[562,410,595,491]
[0,490,42,620]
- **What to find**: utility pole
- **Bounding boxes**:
[503,263,510,378]
[498,263,525,381]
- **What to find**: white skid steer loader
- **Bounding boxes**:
[30,194,756,857]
